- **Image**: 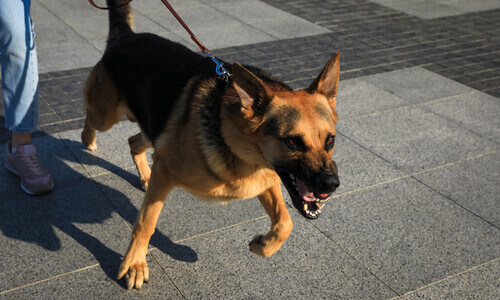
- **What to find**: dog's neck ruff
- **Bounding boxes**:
[195,79,243,180]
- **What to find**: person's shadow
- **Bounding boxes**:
[0,134,197,289]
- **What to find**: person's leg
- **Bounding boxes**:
[1,0,53,195]
[0,0,39,137]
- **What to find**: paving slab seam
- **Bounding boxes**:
[150,252,188,300]
[336,83,500,147]
[390,257,500,300]
[0,264,100,296]
[58,133,96,178]
[87,172,136,232]
[39,68,92,82]
[391,43,489,64]
[38,99,59,116]
[56,131,148,189]
[88,164,140,179]
[336,90,478,124]
[132,9,186,44]
[367,35,486,54]
[149,216,268,248]
[287,39,493,84]
[1,175,90,198]
[427,50,500,74]
[468,73,500,83]
[325,148,500,229]
[483,85,500,95]
[305,215,402,297]
[328,150,499,202]
[415,105,500,147]
[335,131,411,185]
[336,60,408,76]
[407,169,500,231]
[201,3,281,40]
[146,209,401,297]
[463,75,500,89]
[58,133,136,233]
[35,1,103,54]
[39,116,86,128]
[38,111,61,118]
[317,14,408,28]
[57,134,143,234]
[392,44,492,65]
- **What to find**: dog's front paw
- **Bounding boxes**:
[117,250,149,290]
[249,235,274,257]
[249,222,292,257]
[140,178,149,191]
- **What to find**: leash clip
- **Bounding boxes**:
[204,51,231,78]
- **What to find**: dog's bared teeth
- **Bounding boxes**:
[317,203,325,210]
[303,203,308,211]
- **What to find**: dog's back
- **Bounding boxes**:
[102,34,217,143]
[101,1,220,143]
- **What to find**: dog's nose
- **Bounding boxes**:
[314,172,340,194]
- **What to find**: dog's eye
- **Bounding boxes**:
[325,135,335,150]
[285,137,300,150]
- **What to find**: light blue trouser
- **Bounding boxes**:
[0,0,38,133]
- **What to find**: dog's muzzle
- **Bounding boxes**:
[313,172,340,196]
[277,168,340,219]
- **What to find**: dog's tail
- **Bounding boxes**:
[106,0,134,45]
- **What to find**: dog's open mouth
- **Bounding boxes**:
[278,171,332,219]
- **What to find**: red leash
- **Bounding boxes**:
[159,0,208,54]
[87,0,231,77]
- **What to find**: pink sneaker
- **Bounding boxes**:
[5,142,54,195]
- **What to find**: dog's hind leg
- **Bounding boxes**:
[128,132,152,191]
[81,117,98,151]
[81,61,123,151]
[118,162,173,290]
[250,184,293,257]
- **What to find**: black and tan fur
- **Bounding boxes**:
[82,1,341,289]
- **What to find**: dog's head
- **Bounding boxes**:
[230,52,340,219]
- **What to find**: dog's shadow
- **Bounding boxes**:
[0,135,197,289]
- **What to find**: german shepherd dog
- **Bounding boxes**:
[82,1,340,289]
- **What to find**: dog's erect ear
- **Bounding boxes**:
[232,63,271,119]
[308,52,340,100]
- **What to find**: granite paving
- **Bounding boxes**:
[0,0,499,298]
[402,259,500,299]
[369,0,500,19]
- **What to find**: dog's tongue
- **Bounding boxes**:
[296,179,316,202]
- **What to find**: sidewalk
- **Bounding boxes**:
[1,0,499,298]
